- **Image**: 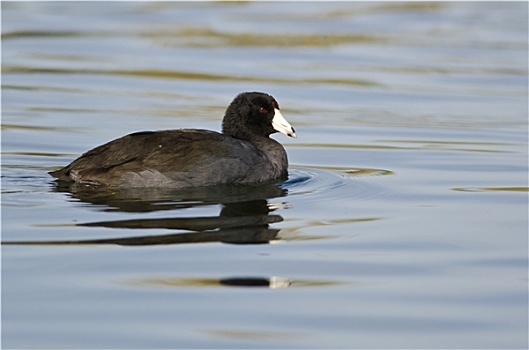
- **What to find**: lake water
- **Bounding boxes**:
[2,2,528,349]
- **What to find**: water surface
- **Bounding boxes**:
[2,2,528,349]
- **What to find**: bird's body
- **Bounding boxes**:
[49,92,296,188]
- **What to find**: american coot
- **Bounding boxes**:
[49,92,296,188]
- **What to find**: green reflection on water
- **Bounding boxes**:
[453,187,529,193]
[292,164,394,177]
[145,27,386,47]
[4,65,379,87]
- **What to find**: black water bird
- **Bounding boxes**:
[49,92,296,188]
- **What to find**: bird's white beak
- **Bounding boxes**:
[272,109,296,138]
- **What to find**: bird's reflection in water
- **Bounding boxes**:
[3,181,288,246]
[53,181,288,213]
[219,276,292,288]
[125,276,344,289]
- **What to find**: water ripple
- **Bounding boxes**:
[284,165,393,200]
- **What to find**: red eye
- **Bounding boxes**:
[258,107,267,114]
